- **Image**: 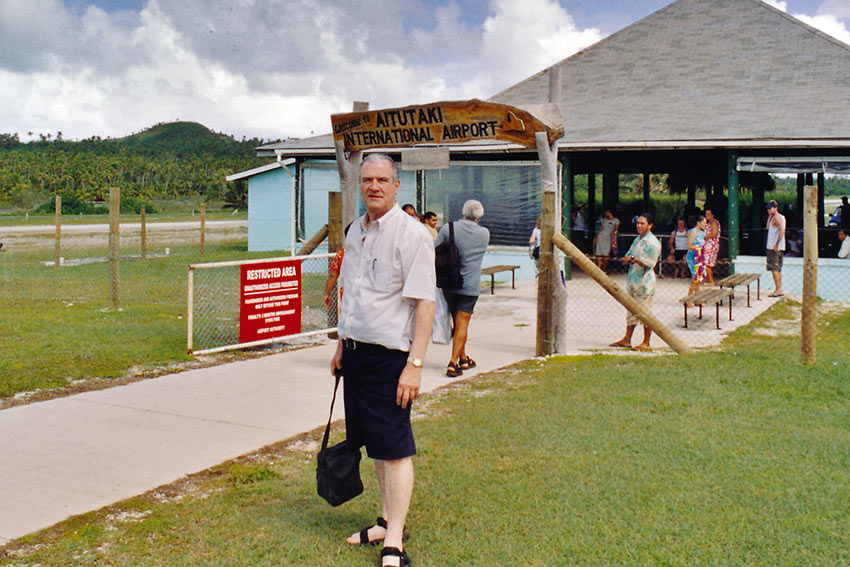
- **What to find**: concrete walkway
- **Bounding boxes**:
[0,276,780,545]
[0,280,539,545]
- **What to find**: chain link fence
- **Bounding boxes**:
[0,212,845,364]
[0,217,253,306]
[557,222,848,354]
[188,253,336,354]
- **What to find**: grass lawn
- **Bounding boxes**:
[2,301,848,566]
[0,242,309,401]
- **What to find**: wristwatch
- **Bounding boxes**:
[407,357,423,368]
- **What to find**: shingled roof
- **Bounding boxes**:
[490,0,850,148]
[261,0,850,158]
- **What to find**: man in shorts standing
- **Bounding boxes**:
[610,213,661,351]
[435,200,490,377]
[331,154,435,567]
[765,199,786,297]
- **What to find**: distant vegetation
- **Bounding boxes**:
[0,122,276,212]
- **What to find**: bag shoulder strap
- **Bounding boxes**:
[449,221,454,246]
[321,373,342,452]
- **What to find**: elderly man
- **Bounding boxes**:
[331,154,435,567]
[838,229,850,259]
[435,200,490,377]
[610,213,661,351]
[765,200,786,297]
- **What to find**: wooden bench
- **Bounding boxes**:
[718,273,761,308]
[679,288,735,329]
[480,265,520,294]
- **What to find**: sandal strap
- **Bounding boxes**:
[381,546,405,557]
[376,516,387,529]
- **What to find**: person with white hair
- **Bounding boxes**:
[435,199,490,377]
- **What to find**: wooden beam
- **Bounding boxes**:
[801,184,818,365]
[552,232,693,355]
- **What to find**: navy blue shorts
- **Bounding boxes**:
[442,291,478,315]
[342,341,415,461]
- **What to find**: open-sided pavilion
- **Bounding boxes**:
[257,0,850,263]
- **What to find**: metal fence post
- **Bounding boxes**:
[54,195,61,267]
[109,187,120,309]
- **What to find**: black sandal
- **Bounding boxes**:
[352,517,410,546]
[381,546,411,567]
[446,361,463,377]
[458,357,476,370]
[352,517,387,546]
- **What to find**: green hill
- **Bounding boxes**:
[115,121,258,158]
[0,122,274,208]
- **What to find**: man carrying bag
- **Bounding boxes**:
[329,154,435,567]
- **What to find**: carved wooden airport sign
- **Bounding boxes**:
[331,99,563,151]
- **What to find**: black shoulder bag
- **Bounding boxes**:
[435,222,464,290]
[316,370,363,506]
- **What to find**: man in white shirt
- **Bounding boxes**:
[838,230,850,259]
[765,200,786,297]
[331,154,435,567]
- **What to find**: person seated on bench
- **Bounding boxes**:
[838,229,850,259]
[610,213,661,351]
[668,217,689,278]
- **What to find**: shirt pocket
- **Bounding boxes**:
[364,258,392,290]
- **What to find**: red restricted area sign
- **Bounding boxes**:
[239,259,301,344]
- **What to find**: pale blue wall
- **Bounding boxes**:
[734,255,850,301]
[246,161,423,252]
[302,161,416,236]
[248,167,293,252]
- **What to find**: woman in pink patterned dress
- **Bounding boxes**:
[703,207,721,286]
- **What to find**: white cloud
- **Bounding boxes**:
[816,0,850,20]
[763,0,788,11]
[476,0,604,96]
[0,0,606,141]
[762,0,850,45]
[796,13,850,44]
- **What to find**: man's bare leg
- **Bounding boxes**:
[633,327,652,351]
[346,461,389,545]
[450,311,472,364]
[610,324,635,347]
[772,270,783,295]
[378,458,413,566]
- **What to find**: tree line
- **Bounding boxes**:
[0,122,276,211]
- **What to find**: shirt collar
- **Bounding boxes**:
[360,203,402,231]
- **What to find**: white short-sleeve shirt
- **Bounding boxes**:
[338,204,436,351]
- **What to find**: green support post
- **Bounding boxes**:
[416,170,424,214]
[727,151,740,268]
[560,154,573,280]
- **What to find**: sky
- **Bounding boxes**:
[1,0,849,142]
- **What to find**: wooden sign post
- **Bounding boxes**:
[332,99,563,152]
[331,97,565,353]
[801,185,818,364]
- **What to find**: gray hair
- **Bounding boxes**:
[360,153,399,182]
[462,199,484,221]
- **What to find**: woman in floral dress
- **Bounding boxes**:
[686,215,707,295]
[703,208,721,285]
